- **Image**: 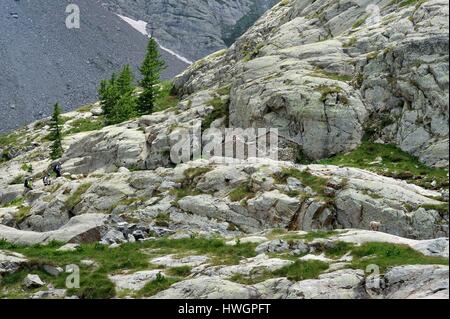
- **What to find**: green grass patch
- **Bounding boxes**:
[166,266,192,277]
[14,206,31,223]
[202,96,230,131]
[9,175,26,185]
[276,168,332,200]
[0,237,258,298]
[216,85,231,96]
[141,238,257,266]
[64,117,105,135]
[343,37,357,48]
[352,15,368,29]
[76,104,95,113]
[137,274,179,297]
[325,241,354,258]
[154,213,171,227]
[229,183,255,202]
[169,167,212,201]
[390,0,428,8]
[318,141,449,189]
[229,271,274,285]
[2,197,24,207]
[0,132,21,148]
[273,260,329,281]
[153,81,180,112]
[169,187,202,201]
[420,204,449,215]
[68,272,116,299]
[317,85,348,104]
[242,43,264,62]
[310,69,353,82]
[20,163,33,173]
[183,167,212,182]
[351,242,449,272]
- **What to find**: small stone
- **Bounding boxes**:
[226,236,268,246]
[80,260,98,267]
[132,229,147,240]
[43,265,63,277]
[23,274,45,288]
[90,106,104,116]
[290,241,310,256]
[102,229,126,244]
[118,167,130,174]
[256,239,289,254]
[57,243,80,252]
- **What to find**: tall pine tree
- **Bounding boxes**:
[138,38,166,115]
[49,103,64,160]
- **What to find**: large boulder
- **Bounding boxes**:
[110,270,166,292]
[0,214,108,245]
[62,126,148,174]
[0,250,28,275]
[151,277,258,299]
[382,265,449,299]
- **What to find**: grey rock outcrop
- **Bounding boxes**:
[173,0,449,167]
[23,274,45,289]
[382,265,449,299]
[0,250,28,275]
[1,157,447,240]
[0,214,108,246]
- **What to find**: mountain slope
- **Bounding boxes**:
[103,0,278,61]
[0,0,187,133]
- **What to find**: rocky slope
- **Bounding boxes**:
[0,0,448,299]
[104,0,278,61]
[0,0,188,133]
[174,0,449,168]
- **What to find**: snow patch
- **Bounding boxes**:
[117,14,193,65]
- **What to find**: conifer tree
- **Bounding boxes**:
[98,73,118,118]
[49,103,64,160]
[138,38,166,115]
[99,65,137,125]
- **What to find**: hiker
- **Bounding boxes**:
[24,177,33,191]
[53,162,62,178]
[43,174,51,186]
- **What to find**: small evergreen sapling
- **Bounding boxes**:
[49,103,64,160]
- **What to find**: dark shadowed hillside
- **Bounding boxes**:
[104,0,278,61]
[0,0,187,132]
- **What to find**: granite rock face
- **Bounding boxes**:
[104,0,278,61]
[173,0,449,167]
